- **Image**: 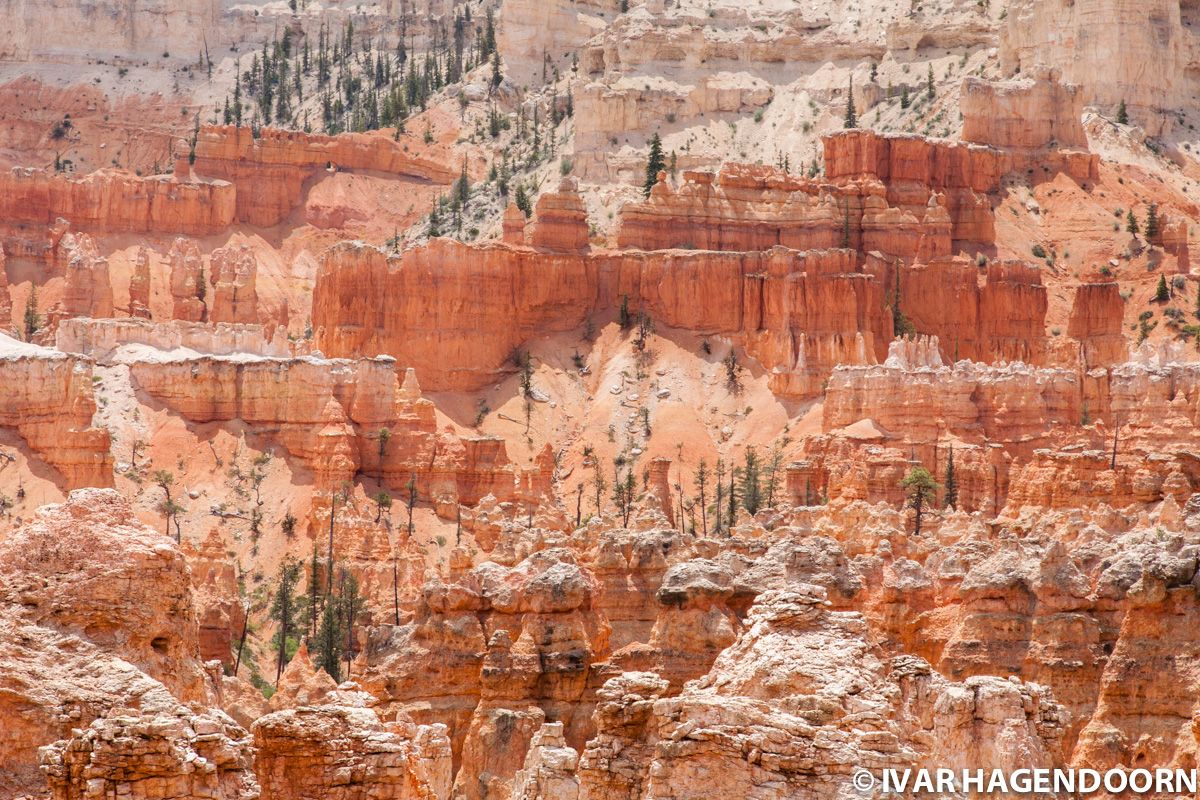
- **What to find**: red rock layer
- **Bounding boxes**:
[898,256,1048,365]
[0,165,235,236]
[526,177,590,251]
[960,68,1089,151]
[207,242,261,325]
[193,125,457,227]
[615,164,956,261]
[48,232,114,328]
[128,246,152,319]
[1067,282,1127,368]
[0,335,112,488]
[313,239,891,396]
[0,245,12,329]
[127,354,549,505]
[169,237,207,323]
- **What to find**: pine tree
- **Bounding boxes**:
[1117,99,1128,125]
[1126,209,1140,235]
[901,466,939,536]
[643,132,665,197]
[943,446,958,509]
[491,51,502,90]
[270,557,303,683]
[900,85,910,109]
[713,458,725,536]
[428,197,442,237]
[926,63,935,100]
[739,447,762,515]
[763,442,785,509]
[726,467,738,529]
[1146,204,1159,240]
[694,459,710,538]
[1155,273,1170,303]
[843,79,856,129]
[22,285,39,341]
[314,596,343,681]
[514,184,532,217]
[455,161,470,207]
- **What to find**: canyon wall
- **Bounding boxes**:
[0,0,220,62]
[0,165,235,236]
[0,489,256,797]
[960,68,1089,151]
[999,0,1200,133]
[313,238,891,396]
[125,351,548,506]
[193,125,458,227]
[0,333,112,488]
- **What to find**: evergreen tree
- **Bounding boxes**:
[943,446,958,510]
[22,285,39,341]
[643,132,665,197]
[515,184,532,217]
[428,196,442,237]
[1146,204,1159,240]
[763,442,785,509]
[491,51,503,90]
[891,265,914,336]
[1155,273,1170,303]
[483,7,497,55]
[694,459,710,537]
[618,295,632,329]
[314,595,342,681]
[455,160,470,207]
[739,447,763,515]
[270,557,303,683]
[926,63,935,100]
[310,563,362,681]
[1126,209,1140,235]
[900,85,910,109]
[713,458,726,536]
[843,79,856,129]
[338,566,361,678]
[726,466,738,529]
[1117,99,1128,125]
[233,75,243,127]
[901,466,939,536]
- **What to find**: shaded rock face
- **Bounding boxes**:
[0,489,257,798]
[0,333,113,488]
[192,125,457,227]
[125,353,548,501]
